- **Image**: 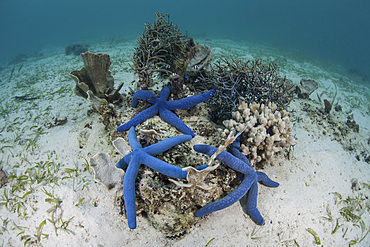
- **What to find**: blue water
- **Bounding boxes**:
[1,0,369,81]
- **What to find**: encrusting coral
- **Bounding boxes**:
[222,98,295,168]
[70,51,123,108]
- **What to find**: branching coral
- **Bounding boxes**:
[195,58,296,123]
[132,13,212,92]
[222,99,295,168]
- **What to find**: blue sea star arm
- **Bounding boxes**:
[116,126,143,170]
[256,172,279,187]
[140,153,188,179]
[196,164,209,170]
[195,174,255,217]
[215,150,254,175]
[117,105,159,132]
[193,144,252,174]
[230,137,252,166]
[194,142,278,225]
[165,90,215,110]
[192,144,216,156]
[159,108,196,137]
[143,134,193,156]
[132,90,157,106]
[231,134,279,187]
[116,158,129,170]
[123,155,141,229]
[243,182,264,225]
[159,86,172,99]
[127,126,142,150]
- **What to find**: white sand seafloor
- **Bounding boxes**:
[0,39,369,247]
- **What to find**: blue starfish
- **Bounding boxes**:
[117,86,215,137]
[116,126,208,229]
[193,136,279,225]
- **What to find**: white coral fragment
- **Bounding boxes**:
[112,137,132,156]
[90,153,124,197]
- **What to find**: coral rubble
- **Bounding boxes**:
[222,99,295,168]
[134,136,237,236]
[113,126,218,229]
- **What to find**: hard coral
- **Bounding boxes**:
[196,58,296,123]
[132,13,186,89]
[222,99,295,168]
[132,13,212,92]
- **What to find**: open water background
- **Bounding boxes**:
[1,0,369,83]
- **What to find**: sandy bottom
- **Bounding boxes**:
[0,38,369,246]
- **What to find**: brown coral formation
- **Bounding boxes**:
[70,51,123,105]
[222,99,295,168]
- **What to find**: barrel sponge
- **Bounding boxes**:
[222,99,294,168]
